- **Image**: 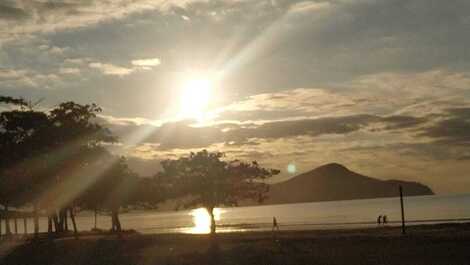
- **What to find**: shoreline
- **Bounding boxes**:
[1,222,470,265]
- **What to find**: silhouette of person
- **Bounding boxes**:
[383,215,388,225]
[377,215,382,226]
[272,216,280,232]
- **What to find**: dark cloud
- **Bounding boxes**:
[423,119,470,144]
[229,114,378,140]
[102,113,430,150]
[0,3,29,20]
[421,108,470,144]
[447,108,470,119]
[379,115,428,130]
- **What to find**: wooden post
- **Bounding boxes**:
[399,185,406,235]
[94,208,97,229]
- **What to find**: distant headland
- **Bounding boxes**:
[262,163,434,205]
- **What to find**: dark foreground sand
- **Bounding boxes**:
[1,223,470,265]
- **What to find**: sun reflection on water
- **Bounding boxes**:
[187,208,223,234]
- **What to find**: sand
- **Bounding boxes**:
[1,223,470,265]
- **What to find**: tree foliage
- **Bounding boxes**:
[160,150,280,234]
[0,96,160,236]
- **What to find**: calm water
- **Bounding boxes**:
[4,194,470,234]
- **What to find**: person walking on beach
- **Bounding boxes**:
[377,215,382,226]
[272,216,280,232]
[382,215,388,225]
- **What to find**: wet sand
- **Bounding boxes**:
[1,222,470,265]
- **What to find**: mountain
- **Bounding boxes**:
[263,163,434,204]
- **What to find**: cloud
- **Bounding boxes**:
[421,108,470,144]
[64,58,88,65]
[0,68,35,88]
[0,68,28,79]
[98,114,162,127]
[0,0,208,43]
[129,57,162,71]
[59,67,80,75]
[219,88,357,122]
[0,3,29,21]
[131,58,161,67]
[88,62,134,76]
[0,69,62,89]
[100,112,428,152]
[290,1,331,13]
[88,57,162,77]
[2,0,470,193]
[218,70,470,124]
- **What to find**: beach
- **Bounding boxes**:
[1,222,469,265]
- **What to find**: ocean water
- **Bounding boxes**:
[3,194,470,235]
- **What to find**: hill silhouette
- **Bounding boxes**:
[264,163,434,204]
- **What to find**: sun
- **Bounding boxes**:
[179,77,213,120]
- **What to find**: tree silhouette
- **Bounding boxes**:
[1,96,165,237]
[0,98,50,235]
[79,151,163,233]
[159,150,279,235]
[0,98,116,237]
[80,155,138,232]
[41,102,115,235]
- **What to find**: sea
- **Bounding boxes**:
[3,193,470,235]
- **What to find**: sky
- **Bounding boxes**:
[1,0,470,194]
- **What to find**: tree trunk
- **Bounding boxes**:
[23,217,27,235]
[64,212,69,231]
[69,208,78,239]
[0,216,3,237]
[209,207,216,236]
[52,213,60,233]
[58,209,66,232]
[14,217,18,234]
[111,210,121,232]
[208,207,219,254]
[33,204,39,237]
[5,205,11,235]
[48,217,53,233]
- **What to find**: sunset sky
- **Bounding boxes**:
[1,0,470,194]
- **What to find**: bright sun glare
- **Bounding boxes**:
[179,77,213,120]
[188,207,221,234]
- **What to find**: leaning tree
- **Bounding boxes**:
[159,150,279,236]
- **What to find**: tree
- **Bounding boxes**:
[159,150,279,235]
[104,159,138,232]
[0,97,166,237]
[38,101,115,236]
[0,98,116,237]
[0,97,49,235]
[80,155,143,232]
